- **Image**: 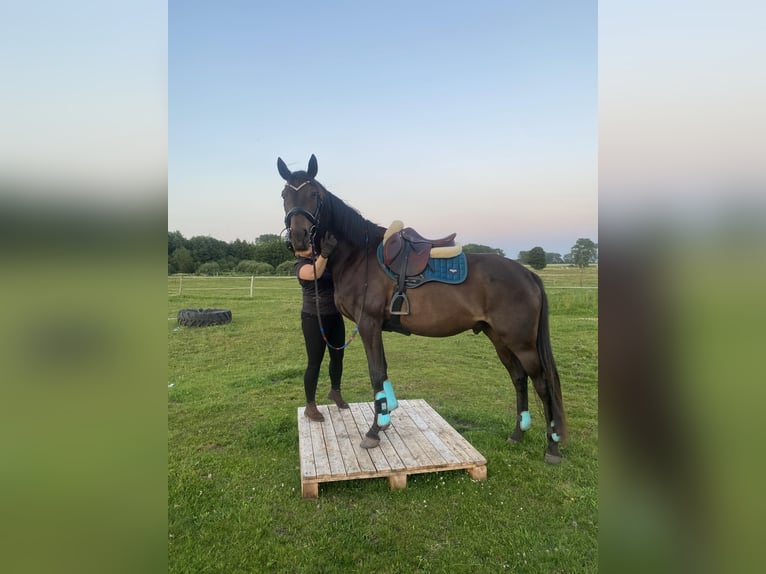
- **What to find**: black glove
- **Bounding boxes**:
[320,232,337,258]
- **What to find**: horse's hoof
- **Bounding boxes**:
[508,429,523,444]
[544,452,562,464]
[360,436,380,449]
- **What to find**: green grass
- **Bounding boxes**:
[168,266,598,573]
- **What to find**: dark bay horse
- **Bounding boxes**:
[279,155,567,463]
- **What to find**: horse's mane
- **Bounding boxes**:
[319,185,385,249]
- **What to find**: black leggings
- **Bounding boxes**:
[301,312,345,403]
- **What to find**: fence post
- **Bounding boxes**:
[178,275,183,295]
[250,276,254,298]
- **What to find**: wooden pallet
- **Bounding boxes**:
[297,398,487,498]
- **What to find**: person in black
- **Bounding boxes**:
[294,232,349,422]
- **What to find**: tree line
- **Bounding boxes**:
[517,238,598,270]
[168,231,597,275]
[168,231,295,276]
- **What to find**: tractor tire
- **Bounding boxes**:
[177,308,232,327]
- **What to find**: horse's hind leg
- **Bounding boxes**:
[485,329,531,443]
[508,364,531,444]
[533,375,563,463]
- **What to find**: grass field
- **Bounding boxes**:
[168,265,598,573]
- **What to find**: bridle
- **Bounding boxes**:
[283,180,323,247]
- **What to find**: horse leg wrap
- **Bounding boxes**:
[550,420,560,443]
[383,380,398,411]
[374,391,391,427]
[519,410,532,431]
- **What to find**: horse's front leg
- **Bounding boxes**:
[358,323,397,449]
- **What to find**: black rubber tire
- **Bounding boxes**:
[177,308,232,327]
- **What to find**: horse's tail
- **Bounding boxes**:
[532,273,567,442]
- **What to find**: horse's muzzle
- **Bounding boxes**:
[287,224,312,252]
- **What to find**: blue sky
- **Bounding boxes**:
[169,0,597,257]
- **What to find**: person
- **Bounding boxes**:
[294,232,349,422]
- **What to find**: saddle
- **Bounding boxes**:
[383,221,460,276]
[381,221,463,317]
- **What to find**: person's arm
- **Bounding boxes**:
[297,255,329,280]
[297,233,337,280]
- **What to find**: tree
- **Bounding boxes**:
[569,238,598,286]
[196,261,221,276]
[235,260,262,274]
[463,243,505,257]
[546,252,563,264]
[217,256,237,273]
[569,238,598,268]
[527,246,547,270]
[517,250,530,264]
[188,235,228,265]
[255,234,281,245]
[169,246,195,274]
[253,239,293,269]
[229,238,256,261]
[168,230,187,256]
[276,260,295,276]
[250,262,275,276]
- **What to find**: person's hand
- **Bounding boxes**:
[320,233,337,258]
[294,247,312,258]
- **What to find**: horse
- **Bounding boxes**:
[278,154,567,463]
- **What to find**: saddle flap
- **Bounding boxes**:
[383,233,404,267]
[405,242,431,276]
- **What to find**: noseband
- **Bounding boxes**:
[283,181,323,245]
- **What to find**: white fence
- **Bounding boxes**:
[168,275,299,297]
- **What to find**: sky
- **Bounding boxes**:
[168,0,597,257]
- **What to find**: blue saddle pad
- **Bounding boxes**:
[377,243,468,286]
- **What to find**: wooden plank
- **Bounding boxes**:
[388,473,407,490]
[297,407,316,480]
[468,465,487,481]
[349,402,392,474]
[309,405,332,479]
[356,402,407,472]
[328,407,363,476]
[403,400,462,465]
[373,412,419,468]
[418,401,487,464]
[302,482,319,499]
[386,401,445,468]
[408,399,486,465]
[323,407,348,477]
[337,404,377,475]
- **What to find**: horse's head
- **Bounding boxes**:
[277,154,326,253]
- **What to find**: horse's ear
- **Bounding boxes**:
[277,157,291,181]
[307,154,318,179]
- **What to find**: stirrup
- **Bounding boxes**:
[389,292,410,315]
